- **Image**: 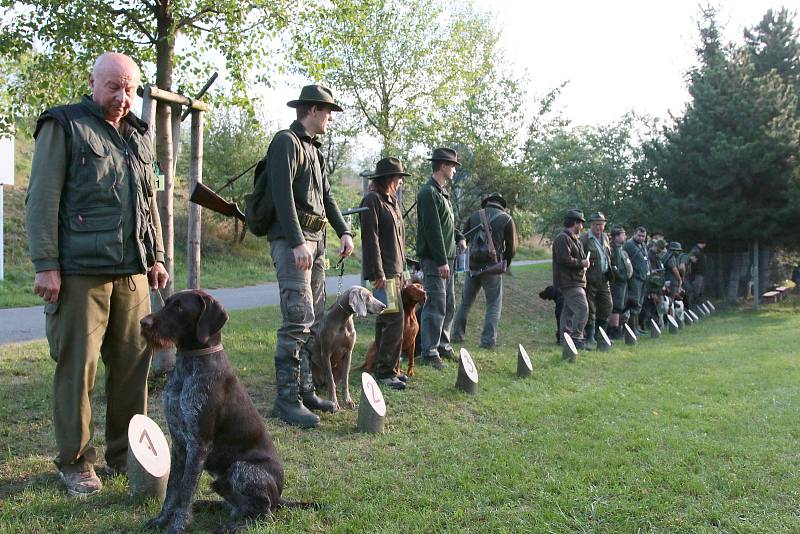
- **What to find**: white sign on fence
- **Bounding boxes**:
[0,136,13,281]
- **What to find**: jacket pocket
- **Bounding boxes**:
[79,135,117,190]
[65,209,124,267]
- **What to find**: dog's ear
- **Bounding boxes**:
[196,292,228,344]
[349,287,368,317]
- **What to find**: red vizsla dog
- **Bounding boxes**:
[359,281,427,377]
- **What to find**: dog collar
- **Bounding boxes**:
[177,344,224,357]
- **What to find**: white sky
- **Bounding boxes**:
[474,0,799,125]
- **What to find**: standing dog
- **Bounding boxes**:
[538,285,564,344]
[310,286,385,411]
[141,290,309,534]
[358,282,427,377]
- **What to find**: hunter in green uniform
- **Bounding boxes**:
[359,157,410,391]
[579,212,613,347]
[417,147,466,369]
[608,226,633,339]
[26,53,168,497]
[259,85,354,427]
[623,226,649,335]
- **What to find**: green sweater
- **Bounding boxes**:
[416,178,463,266]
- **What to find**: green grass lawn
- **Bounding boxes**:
[1,265,800,533]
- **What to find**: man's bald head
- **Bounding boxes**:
[89,52,141,127]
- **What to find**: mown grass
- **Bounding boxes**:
[2,266,800,533]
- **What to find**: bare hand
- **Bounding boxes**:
[339,234,354,258]
[457,239,467,253]
[438,263,450,279]
[293,242,313,271]
[581,259,590,269]
[148,262,169,290]
[372,276,387,289]
[34,270,61,304]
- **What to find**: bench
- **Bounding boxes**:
[775,286,789,300]
[762,290,780,303]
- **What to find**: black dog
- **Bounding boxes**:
[538,285,564,344]
[141,289,310,534]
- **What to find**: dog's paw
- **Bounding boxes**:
[407,367,415,377]
[344,397,356,410]
[145,511,172,530]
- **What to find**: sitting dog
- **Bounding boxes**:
[310,286,385,411]
[358,281,427,377]
[141,289,310,534]
[538,285,564,344]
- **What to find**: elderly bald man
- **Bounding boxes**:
[26,52,168,497]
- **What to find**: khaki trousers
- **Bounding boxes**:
[46,274,151,473]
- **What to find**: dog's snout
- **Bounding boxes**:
[140,314,154,328]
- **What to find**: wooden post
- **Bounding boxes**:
[187,110,203,289]
[562,334,578,362]
[357,373,385,433]
[455,348,479,394]
[667,315,679,334]
[127,415,170,503]
[517,344,532,378]
[156,101,175,297]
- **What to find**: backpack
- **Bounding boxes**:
[468,209,509,266]
[244,130,305,236]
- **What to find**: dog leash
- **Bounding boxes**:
[335,257,346,297]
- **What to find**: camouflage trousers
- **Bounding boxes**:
[269,238,326,397]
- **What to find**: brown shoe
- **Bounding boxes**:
[59,468,103,497]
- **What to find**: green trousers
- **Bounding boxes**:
[45,274,151,473]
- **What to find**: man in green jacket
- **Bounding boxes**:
[452,192,517,349]
[608,226,633,339]
[26,53,168,497]
[258,85,354,428]
[416,147,466,369]
[552,209,590,351]
[579,212,613,347]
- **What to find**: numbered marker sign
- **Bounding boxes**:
[360,373,386,417]
[564,333,578,354]
[460,348,479,383]
[650,319,662,335]
[518,344,532,371]
[597,327,611,347]
[706,301,716,311]
[624,323,636,340]
[128,414,170,478]
[667,315,679,329]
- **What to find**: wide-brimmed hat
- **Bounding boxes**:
[481,192,507,209]
[427,147,461,166]
[565,209,586,223]
[588,211,607,222]
[369,157,411,179]
[610,225,626,236]
[286,85,343,112]
[668,241,683,251]
[654,239,667,250]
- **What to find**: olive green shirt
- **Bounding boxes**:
[265,120,350,247]
[416,177,464,266]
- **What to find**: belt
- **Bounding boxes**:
[297,210,327,232]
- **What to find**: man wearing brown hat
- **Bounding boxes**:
[607,225,633,339]
[256,84,354,427]
[452,192,517,349]
[579,212,613,347]
[416,147,466,369]
[552,209,590,351]
[359,157,410,390]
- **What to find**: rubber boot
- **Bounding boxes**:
[584,320,596,349]
[272,351,320,428]
[608,325,621,340]
[299,351,336,413]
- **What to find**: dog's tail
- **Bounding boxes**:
[278,498,320,510]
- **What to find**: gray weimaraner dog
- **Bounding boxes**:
[311,286,385,411]
[141,289,311,534]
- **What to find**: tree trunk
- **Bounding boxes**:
[186,110,203,290]
[759,247,771,291]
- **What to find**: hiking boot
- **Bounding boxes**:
[574,341,593,351]
[59,468,102,497]
[272,396,321,428]
[395,373,408,383]
[439,350,457,362]
[422,355,445,370]
[479,342,496,349]
[377,376,407,390]
[300,391,337,413]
